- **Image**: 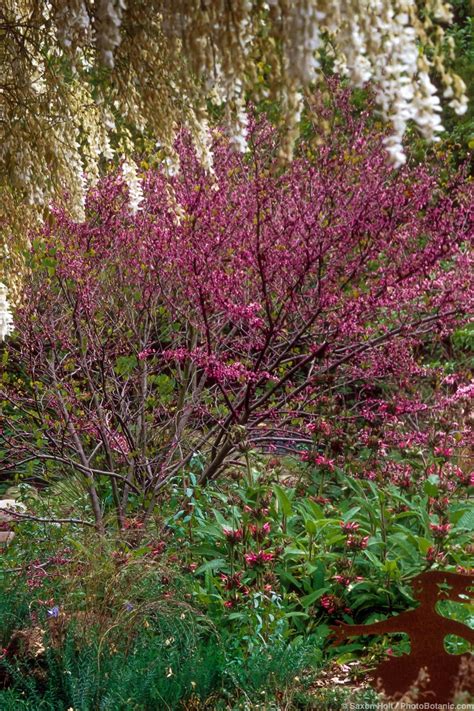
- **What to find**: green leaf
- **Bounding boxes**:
[364,550,383,568]
[273,484,293,517]
[417,537,432,554]
[342,506,361,521]
[381,559,400,576]
[456,508,474,531]
[312,560,326,589]
[131,546,151,558]
[284,546,307,557]
[423,479,439,497]
[114,355,138,376]
[195,558,226,574]
[305,518,317,535]
[278,570,303,589]
[389,532,420,561]
[302,500,325,520]
[190,545,223,557]
[152,374,175,396]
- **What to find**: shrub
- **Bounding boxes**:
[1,90,472,532]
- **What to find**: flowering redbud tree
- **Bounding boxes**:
[0,97,472,531]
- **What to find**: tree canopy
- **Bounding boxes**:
[1,1,468,227]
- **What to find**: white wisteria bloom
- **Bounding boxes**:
[1,0,470,276]
[228,102,250,153]
[121,160,144,215]
[96,0,126,68]
[0,283,14,341]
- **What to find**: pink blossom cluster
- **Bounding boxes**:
[163,348,271,384]
[244,550,274,567]
[429,522,452,539]
[300,451,335,470]
[320,593,351,616]
[249,521,271,541]
[223,528,244,545]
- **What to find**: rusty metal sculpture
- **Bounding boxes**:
[330,571,474,702]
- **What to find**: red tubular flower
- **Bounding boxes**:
[346,534,369,550]
[149,541,166,556]
[456,565,474,575]
[220,572,243,590]
[429,522,452,538]
[223,528,243,545]
[333,574,351,587]
[426,546,447,564]
[124,518,144,530]
[320,594,339,614]
[340,521,360,533]
[244,549,275,567]
[311,495,330,505]
[249,521,271,541]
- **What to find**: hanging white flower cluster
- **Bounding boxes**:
[55,0,90,51]
[328,1,464,167]
[160,0,467,165]
[227,100,250,154]
[1,0,469,268]
[0,283,14,341]
[96,0,126,68]
[121,160,144,215]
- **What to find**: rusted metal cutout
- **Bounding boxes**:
[330,571,474,702]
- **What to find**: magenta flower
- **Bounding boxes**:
[434,446,453,458]
[138,348,156,360]
[429,522,452,538]
[300,452,335,470]
[314,454,335,471]
[333,574,351,587]
[346,534,369,550]
[340,521,360,533]
[244,549,275,567]
[223,527,243,545]
[220,572,243,590]
[249,521,271,541]
[320,594,338,614]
